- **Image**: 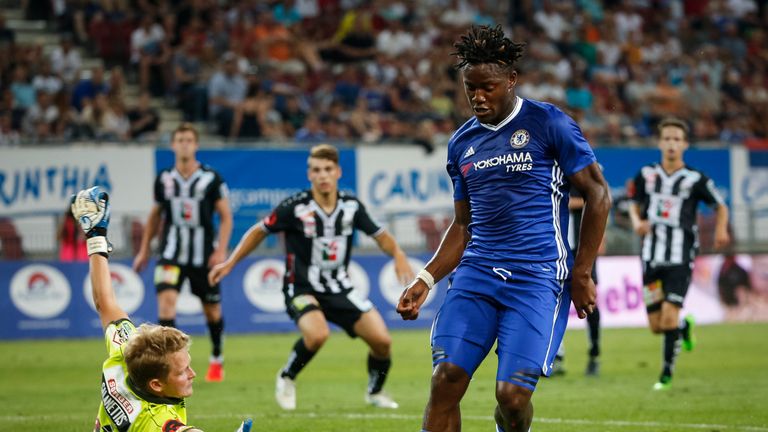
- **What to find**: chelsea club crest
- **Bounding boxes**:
[510,129,530,149]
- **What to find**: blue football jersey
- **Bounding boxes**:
[447,97,596,281]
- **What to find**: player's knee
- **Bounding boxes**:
[495,385,532,415]
[432,363,469,387]
[304,329,330,350]
[659,322,677,332]
[369,334,392,357]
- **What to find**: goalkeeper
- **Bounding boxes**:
[71,186,252,432]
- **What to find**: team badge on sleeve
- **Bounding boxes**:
[510,129,530,149]
[112,321,133,346]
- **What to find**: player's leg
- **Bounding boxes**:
[319,290,398,407]
[276,294,329,410]
[423,362,473,432]
[495,274,570,432]
[586,264,601,376]
[353,308,399,407]
[424,288,499,432]
[585,305,601,376]
[551,343,565,376]
[495,383,533,432]
[657,301,682,387]
[191,267,225,382]
[652,265,692,390]
[154,262,183,328]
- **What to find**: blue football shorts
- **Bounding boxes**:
[430,262,571,391]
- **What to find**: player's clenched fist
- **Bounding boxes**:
[396,279,430,320]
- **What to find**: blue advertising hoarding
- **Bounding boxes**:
[0,255,444,340]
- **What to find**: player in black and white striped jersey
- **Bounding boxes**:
[209,143,414,410]
[133,123,233,383]
[629,117,730,390]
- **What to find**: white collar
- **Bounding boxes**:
[479,96,523,131]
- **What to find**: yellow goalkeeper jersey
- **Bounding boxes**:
[93,319,189,432]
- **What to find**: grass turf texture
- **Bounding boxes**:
[1,323,766,432]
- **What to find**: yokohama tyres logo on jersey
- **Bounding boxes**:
[471,152,533,173]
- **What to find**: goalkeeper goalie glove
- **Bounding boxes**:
[70,186,112,257]
[235,418,253,432]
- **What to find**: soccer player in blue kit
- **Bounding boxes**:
[397,25,611,432]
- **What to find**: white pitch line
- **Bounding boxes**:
[3,411,766,431]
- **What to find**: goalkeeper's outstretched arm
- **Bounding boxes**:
[71,187,128,329]
[90,254,129,328]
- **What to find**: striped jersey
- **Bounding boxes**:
[95,319,188,432]
[258,189,383,296]
[633,163,724,266]
[154,165,229,267]
[447,96,596,283]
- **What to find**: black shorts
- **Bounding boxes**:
[285,291,373,337]
[642,263,692,312]
[154,261,221,304]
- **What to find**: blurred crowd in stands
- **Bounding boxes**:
[1,0,767,148]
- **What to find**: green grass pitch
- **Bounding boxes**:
[1,323,767,431]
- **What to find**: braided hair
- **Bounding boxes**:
[452,25,525,71]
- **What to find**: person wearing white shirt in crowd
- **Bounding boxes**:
[32,60,63,96]
[49,34,81,85]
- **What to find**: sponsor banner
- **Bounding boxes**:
[155,149,357,247]
[4,254,765,339]
[355,146,453,216]
[0,147,154,216]
[565,254,768,328]
[354,147,730,219]
[0,255,447,340]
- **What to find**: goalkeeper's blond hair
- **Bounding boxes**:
[123,324,191,391]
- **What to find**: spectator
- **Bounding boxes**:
[106,66,127,101]
[279,93,307,136]
[48,33,81,85]
[127,92,160,140]
[10,65,36,110]
[294,112,326,143]
[0,111,20,146]
[130,14,167,94]
[81,93,127,140]
[173,38,207,122]
[31,60,64,96]
[71,66,108,111]
[57,207,87,262]
[207,52,248,136]
[22,91,59,140]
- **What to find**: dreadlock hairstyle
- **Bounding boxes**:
[452,25,526,71]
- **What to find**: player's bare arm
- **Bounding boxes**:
[208,224,269,285]
[91,254,129,328]
[72,188,128,328]
[397,200,471,320]
[569,162,611,319]
[628,202,650,236]
[714,203,730,249]
[133,203,162,273]
[209,196,234,268]
[373,230,414,285]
